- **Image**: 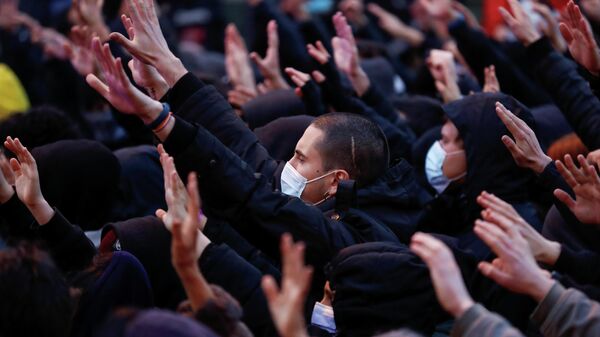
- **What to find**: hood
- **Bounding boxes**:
[101,216,186,309]
[443,93,536,213]
[242,89,307,129]
[327,242,443,337]
[356,160,432,242]
[255,115,314,162]
[32,140,120,231]
[392,95,445,137]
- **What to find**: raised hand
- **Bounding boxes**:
[482,65,500,93]
[533,2,567,52]
[86,37,163,124]
[554,154,600,225]
[4,137,54,225]
[477,191,561,265]
[496,102,551,174]
[426,49,461,103]
[367,3,425,46]
[306,40,330,65]
[170,170,214,311]
[73,0,110,40]
[156,144,190,231]
[109,0,186,86]
[262,234,313,337]
[474,217,555,302]
[225,24,257,95]
[65,25,96,76]
[338,0,367,26]
[419,0,457,23]
[332,12,370,96]
[410,233,474,318]
[0,153,13,203]
[559,1,600,76]
[250,20,290,92]
[499,0,542,46]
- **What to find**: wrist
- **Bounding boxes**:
[529,277,555,303]
[533,155,552,174]
[450,298,475,318]
[155,56,188,88]
[540,241,561,266]
[27,198,54,225]
[139,100,165,125]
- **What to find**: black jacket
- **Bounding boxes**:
[164,73,430,245]
[527,37,600,150]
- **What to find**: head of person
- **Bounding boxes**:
[281,112,389,204]
[0,243,74,337]
[424,119,467,194]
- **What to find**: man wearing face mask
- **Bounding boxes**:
[418,93,542,258]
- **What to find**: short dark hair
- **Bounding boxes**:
[0,105,82,151]
[311,113,389,187]
[0,243,74,337]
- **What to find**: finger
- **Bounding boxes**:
[261,275,280,304]
[267,20,279,49]
[499,6,518,27]
[564,154,586,184]
[109,32,136,54]
[86,74,110,97]
[474,220,511,254]
[495,102,521,136]
[478,261,512,285]
[553,188,577,210]
[155,208,167,221]
[186,172,200,217]
[311,70,326,83]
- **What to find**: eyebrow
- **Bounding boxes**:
[295,149,307,159]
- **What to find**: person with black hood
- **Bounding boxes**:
[419,93,542,258]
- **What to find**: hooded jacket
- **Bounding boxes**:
[326,242,444,337]
[443,93,538,224]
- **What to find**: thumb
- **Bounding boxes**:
[109,32,136,54]
[155,209,168,222]
[312,71,326,83]
[478,261,511,286]
[261,275,280,304]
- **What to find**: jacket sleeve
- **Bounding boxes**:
[527,37,600,150]
[204,218,281,280]
[531,282,600,337]
[0,195,95,273]
[554,245,600,286]
[536,162,582,228]
[199,243,275,337]
[165,73,279,178]
[163,117,356,271]
[448,18,551,107]
[450,304,525,337]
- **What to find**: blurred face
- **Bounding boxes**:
[440,120,467,179]
[289,125,348,204]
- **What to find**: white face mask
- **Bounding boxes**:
[425,141,466,194]
[310,302,336,333]
[281,162,336,200]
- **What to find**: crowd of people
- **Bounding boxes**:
[1,0,600,336]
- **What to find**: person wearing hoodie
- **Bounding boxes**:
[419,93,542,258]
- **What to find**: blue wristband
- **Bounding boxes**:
[146,103,171,129]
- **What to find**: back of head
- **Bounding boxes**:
[0,105,82,149]
[327,242,442,337]
[311,113,389,188]
[0,243,73,337]
[32,139,121,231]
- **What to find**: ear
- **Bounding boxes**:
[327,170,350,196]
